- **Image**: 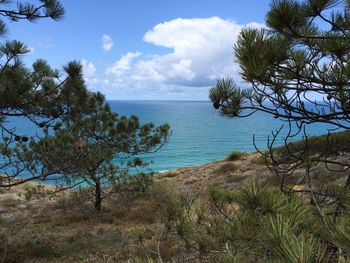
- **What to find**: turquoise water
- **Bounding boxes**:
[109,101,333,172]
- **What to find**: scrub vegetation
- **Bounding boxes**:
[2,0,350,262]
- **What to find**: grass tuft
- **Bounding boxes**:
[226,151,245,161]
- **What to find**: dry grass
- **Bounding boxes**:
[225,174,246,184]
[2,129,348,262]
[214,162,236,175]
[0,179,182,262]
[4,140,346,262]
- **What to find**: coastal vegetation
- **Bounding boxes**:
[0,132,349,262]
[1,0,350,262]
[225,150,245,161]
[35,102,169,211]
[0,0,169,212]
[0,0,100,187]
[208,0,350,261]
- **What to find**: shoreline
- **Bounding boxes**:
[0,151,266,201]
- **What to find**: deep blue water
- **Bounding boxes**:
[108,101,333,172]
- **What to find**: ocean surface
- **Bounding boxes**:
[108,101,333,172]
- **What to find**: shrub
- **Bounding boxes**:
[134,180,350,262]
[225,151,245,161]
[24,185,51,201]
[214,163,236,175]
[226,174,245,184]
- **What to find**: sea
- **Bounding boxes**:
[108,100,334,173]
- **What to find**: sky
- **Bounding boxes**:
[9,0,270,100]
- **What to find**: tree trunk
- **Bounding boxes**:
[94,180,102,212]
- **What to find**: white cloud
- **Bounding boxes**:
[106,17,264,95]
[76,17,266,99]
[106,51,141,77]
[101,34,114,51]
[81,59,96,80]
[81,59,113,92]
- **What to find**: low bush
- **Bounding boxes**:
[214,163,236,175]
[133,179,350,262]
[225,151,245,161]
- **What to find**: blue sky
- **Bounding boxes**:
[9,0,270,100]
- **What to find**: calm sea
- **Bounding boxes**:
[108,101,333,172]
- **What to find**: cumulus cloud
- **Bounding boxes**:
[101,34,114,51]
[81,59,113,92]
[106,17,264,94]
[81,59,96,79]
[106,52,141,77]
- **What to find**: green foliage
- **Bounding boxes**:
[207,2,350,260]
[209,77,251,117]
[34,99,170,211]
[135,180,350,262]
[24,185,51,201]
[0,1,108,188]
[266,215,326,263]
[113,173,155,203]
[275,130,350,157]
[2,0,64,22]
[214,162,236,175]
[225,150,245,161]
[210,0,350,129]
[0,0,170,206]
[0,1,171,215]
[316,190,350,254]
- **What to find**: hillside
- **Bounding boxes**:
[0,151,270,262]
[1,130,350,262]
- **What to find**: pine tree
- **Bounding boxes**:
[209,0,350,261]
[34,100,170,211]
[135,180,339,262]
[209,0,350,202]
[210,0,350,127]
[0,1,101,187]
